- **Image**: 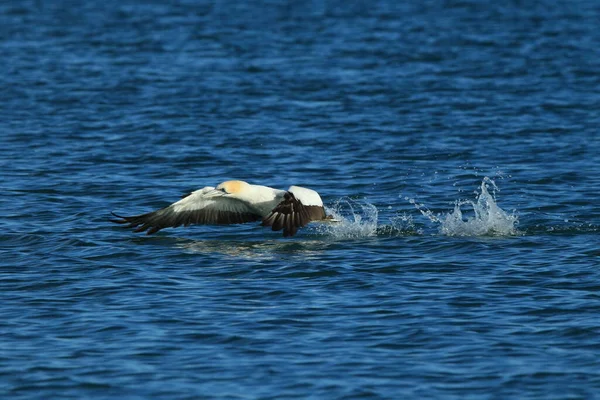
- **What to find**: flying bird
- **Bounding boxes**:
[111,180,331,237]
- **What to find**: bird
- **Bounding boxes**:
[111,180,331,237]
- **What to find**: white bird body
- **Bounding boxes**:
[112,180,329,237]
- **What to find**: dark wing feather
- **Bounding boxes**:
[111,188,261,235]
[261,192,325,237]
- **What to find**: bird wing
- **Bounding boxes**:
[261,187,326,237]
[111,187,261,234]
[288,185,327,221]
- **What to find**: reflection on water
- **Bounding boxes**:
[176,238,332,260]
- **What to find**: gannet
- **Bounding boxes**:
[111,180,331,237]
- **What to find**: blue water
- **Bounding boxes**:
[2,1,600,398]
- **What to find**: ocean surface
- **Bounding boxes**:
[1,1,599,399]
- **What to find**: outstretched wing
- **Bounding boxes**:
[111,187,261,234]
[261,188,326,237]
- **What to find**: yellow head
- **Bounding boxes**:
[216,180,249,195]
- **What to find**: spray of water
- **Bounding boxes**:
[318,197,379,239]
[312,177,517,239]
[409,177,519,237]
[379,212,423,235]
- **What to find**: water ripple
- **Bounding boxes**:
[2,0,600,399]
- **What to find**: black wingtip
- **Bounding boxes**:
[109,211,128,224]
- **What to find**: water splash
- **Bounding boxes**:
[378,213,423,236]
[318,197,379,239]
[409,177,519,237]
